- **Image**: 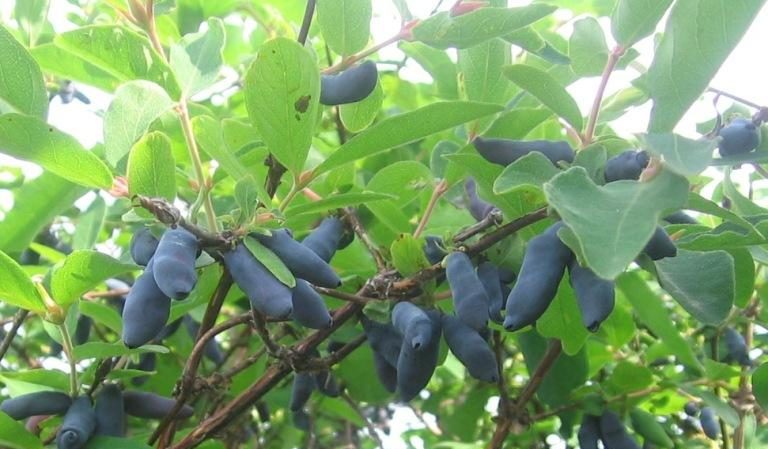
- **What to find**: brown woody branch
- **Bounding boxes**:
[0,309,29,364]
[170,207,549,449]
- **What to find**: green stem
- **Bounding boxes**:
[59,324,78,397]
[278,182,301,212]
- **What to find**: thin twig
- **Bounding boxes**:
[414,180,448,238]
[708,87,763,110]
[297,0,317,46]
[59,324,79,397]
[322,21,419,75]
[453,209,503,242]
[343,208,387,271]
[583,46,625,146]
[515,340,562,409]
[313,287,375,305]
[341,392,383,448]
[0,309,29,364]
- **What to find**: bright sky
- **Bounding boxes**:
[1,1,767,447]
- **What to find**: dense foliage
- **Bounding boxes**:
[0,0,767,448]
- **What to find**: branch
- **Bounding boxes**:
[0,309,29,364]
[170,208,548,449]
[343,208,387,271]
[322,20,419,75]
[453,209,503,242]
[313,287,375,305]
[708,87,764,110]
[583,46,625,146]
[341,392,383,448]
[515,340,562,409]
[487,331,514,449]
[385,208,548,296]
[414,180,448,239]
[297,0,317,46]
[135,196,229,248]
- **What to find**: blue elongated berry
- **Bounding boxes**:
[568,259,615,332]
[473,137,575,167]
[391,302,435,350]
[121,260,171,349]
[57,396,96,449]
[253,229,341,288]
[504,222,572,331]
[442,314,498,382]
[152,228,199,300]
[445,252,490,331]
[0,391,71,420]
[320,61,378,106]
[223,242,293,319]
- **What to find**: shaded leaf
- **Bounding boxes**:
[504,64,583,131]
[244,37,320,176]
[104,81,174,166]
[0,24,47,118]
[0,113,113,189]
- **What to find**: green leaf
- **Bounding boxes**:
[0,25,47,118]
[753,363,768,412]
[0,370,69,394]
[536,272,589,355]
[234,175,261,224]
[79,300,123,335]
[728,248,755,308]
[31,44,121,93]
[607,361,653,393]
[638,133,717,176]
[0,250,45,313]
[723,167,768,216]
[686,192,761,235]
[85,436,153,449]
[413,5,556,49]
[104,81,175,166]
[169,17,225,97]
[73,342,168,360]
[0,173,85,253]
[655,249,734,325]
[617,271,701,371]
[285,191,396,218]
[50,251,138,308]
[316,0,372,56]
[72,196,107,251]
[610,0,674,47]
[0,412,43,449]
[503,64,583,131]
[630,408,674,448]
[459,38,511,104]
[314,101,503,176]
[244,37,320,176]
[0,113,113,189]
[569,17,609,77]
[544,167,689,280]
[493,151,561,195]
[391,235,431,278]
[484,108,552,139]
[647,0,766,132]
[243,235,295,288]
[399,42,458,99]
[55,25,181,99]
[127,132,177,201]
[14,0,49,47]
[339,80,383,132]
[193,115,251,181]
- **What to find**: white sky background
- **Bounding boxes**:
[1,0,767,448]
